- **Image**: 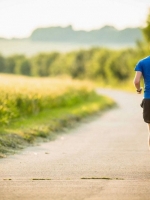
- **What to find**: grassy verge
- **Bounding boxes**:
[0,93,115,158]
[96,79,138,93]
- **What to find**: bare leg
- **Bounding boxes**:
[147,124,150,149]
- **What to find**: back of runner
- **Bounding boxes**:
[134,56,150,149]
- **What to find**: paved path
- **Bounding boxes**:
[0,89,150,200]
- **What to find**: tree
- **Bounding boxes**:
[14,55,31,75]
[70,50,87,79]
[5,56,16,74]
[31,52,59,76]
[0,54,6,72]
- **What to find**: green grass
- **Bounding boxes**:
[95,75,145,94]
[0,93,115,158]
[96,79,138,93]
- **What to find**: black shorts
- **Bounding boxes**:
[141,99,150,123]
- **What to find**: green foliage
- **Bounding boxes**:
[49,53,74,76]
[0,92,115,156]
[30,52,59,76]
[85,49,112,81]
[0,46,147,84]
[0,76,94,126]
[0,55,6,72]
[16,57,31,75]
[5,55,31,75]
[5,56,16,73]
[70,50,88,78]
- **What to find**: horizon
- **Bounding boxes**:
[0,0,149,39]
[0,24,142,40]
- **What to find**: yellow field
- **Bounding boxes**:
[0,74,94,126]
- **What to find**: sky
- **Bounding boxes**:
[0,0,150,38]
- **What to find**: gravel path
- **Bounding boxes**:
[0,89,150,200]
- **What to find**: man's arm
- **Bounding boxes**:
[133,71,142,93]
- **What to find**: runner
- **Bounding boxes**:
[134,56,150,149]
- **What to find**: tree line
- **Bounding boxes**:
[0,45,148,83]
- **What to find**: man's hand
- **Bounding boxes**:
[137,87,143,94]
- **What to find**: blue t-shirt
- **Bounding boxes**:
[135,56,150,99]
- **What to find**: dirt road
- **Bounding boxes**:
[0,89,150,200]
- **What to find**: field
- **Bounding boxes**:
[0,74,96,125]
[0,74,115,157]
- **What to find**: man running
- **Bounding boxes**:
[134,56,150,149]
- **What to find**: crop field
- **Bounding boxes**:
[0,74,95,126]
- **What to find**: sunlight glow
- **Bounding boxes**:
[0,0,149,38]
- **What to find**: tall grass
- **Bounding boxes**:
[0,74,94,126]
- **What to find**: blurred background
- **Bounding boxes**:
[0,0,150,155]
[0,0,149,86]
[0,0,150,104]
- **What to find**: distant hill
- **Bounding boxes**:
[0,25,144,56]
[30,25,143,45]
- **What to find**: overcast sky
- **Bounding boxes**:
[0,0,150,38]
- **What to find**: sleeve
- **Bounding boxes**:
[134,61,143,73]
